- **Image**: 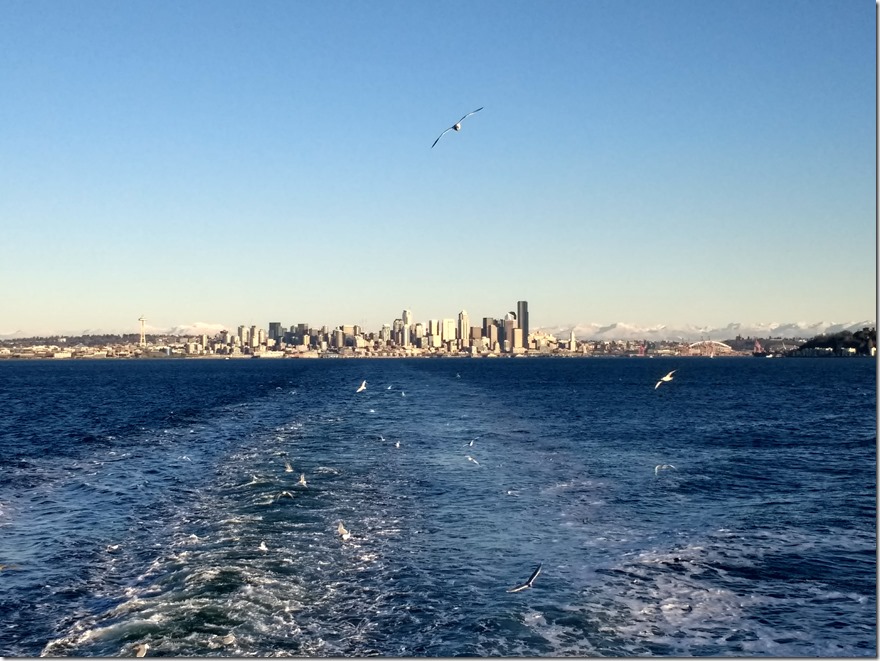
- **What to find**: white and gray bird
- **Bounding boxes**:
[655,370,676,389]
[356,380,367,393]
[507,563,542,593]
[431,107,483,148]
[134,643,149,658]
[466,455,480,466]
[284,460,293,473]
[298,473,307,488]
[338,521,351,541]
[655,464,676,476]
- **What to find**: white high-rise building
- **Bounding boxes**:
[458,310,470,347]
[441,318,456,343]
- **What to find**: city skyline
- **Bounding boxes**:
[1,2,874,336]
[1,310,874,344]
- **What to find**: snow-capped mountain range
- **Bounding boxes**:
[1,320,874,342]
[539,320,876,342]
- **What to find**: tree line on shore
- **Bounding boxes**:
[796,327,875,355]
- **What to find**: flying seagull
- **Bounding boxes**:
[298,473,307,488]
[284,461,293,473]
[655,370,676,389]
[338,521,351,541]
[655,464,676,476]
[134,643,149,658]
[356,380,367,393]
[466,455,480,466]
[507,563,542,593]
[431,107,483,148]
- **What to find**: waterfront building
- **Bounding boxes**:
[268,322,282,341]
[512,328,524,351]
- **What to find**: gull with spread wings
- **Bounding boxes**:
[431,107,483,148]
[507,563,543,593]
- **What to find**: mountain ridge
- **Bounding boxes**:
[539,320,876,342]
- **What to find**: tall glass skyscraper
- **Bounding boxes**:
[516,301,529,348]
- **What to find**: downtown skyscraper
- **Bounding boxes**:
[517,301,529,348]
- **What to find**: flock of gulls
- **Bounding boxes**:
[122,365,680,655]
[345,367,683,598]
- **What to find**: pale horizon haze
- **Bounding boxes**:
[1,1,876,337]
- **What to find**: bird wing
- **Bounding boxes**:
[666,370,676,378]
[654,381,662,389]
[507,563,542,592]
[458,107,484,123]
[526,563,542,586]
[431,127,454,148]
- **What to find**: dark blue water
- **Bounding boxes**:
[0,357,875,657]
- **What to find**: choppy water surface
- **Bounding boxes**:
[0,357,875,656]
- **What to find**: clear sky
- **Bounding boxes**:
[2,0,875,336]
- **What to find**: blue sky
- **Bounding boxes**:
[1,0,875,335]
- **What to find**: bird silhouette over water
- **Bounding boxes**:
[507,563,542,593]
[356,380,367,393]
[431,107,483,148]
[655,370,676,389]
